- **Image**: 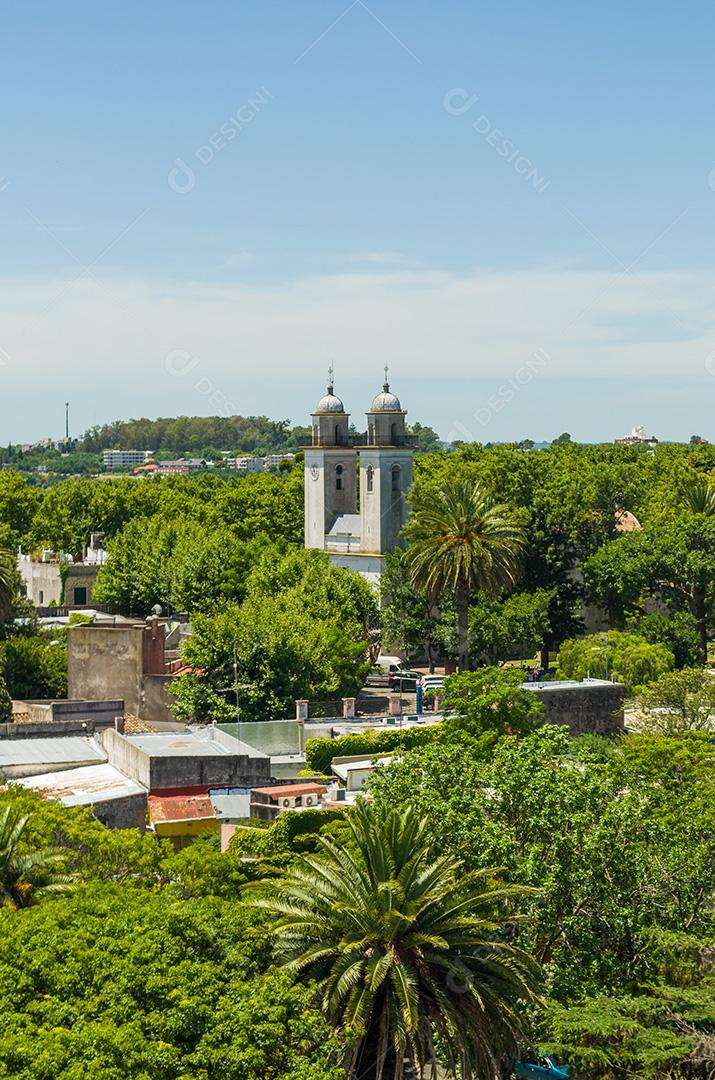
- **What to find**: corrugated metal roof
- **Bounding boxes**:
[148,792,214,824]
[0,736,106,768]
[18,764,146,805]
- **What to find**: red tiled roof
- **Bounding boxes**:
[251,782,327,800]
[148,793,214,824]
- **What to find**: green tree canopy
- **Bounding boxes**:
[171,549,377,723]
[403,478,526,670]
[556,630,674,694]
[245,798,540,1079]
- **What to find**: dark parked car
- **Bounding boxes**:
[387,670,422,693]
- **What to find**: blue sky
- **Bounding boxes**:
[1,1,714,443]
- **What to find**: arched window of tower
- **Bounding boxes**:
[335,464,344,491]
[366,465,374,493]
[391,464,401,493]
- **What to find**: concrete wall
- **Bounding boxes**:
[26,699,124,727]
[304,447,359,548]
[17,560,62,606]
[102,728,272,792]
[91,791,147,831]
[102,728,152,788]
[527,681,625,736]
[63,564,99,606]
[0,718,108,739]
[68,625,145,716]
[142,675,174,724]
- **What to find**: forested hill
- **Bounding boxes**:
[80,415,310,455]
[79,415,442,456]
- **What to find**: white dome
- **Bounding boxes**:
[370,384,402,412]
[314,389,345,414]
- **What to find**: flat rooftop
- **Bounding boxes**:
[124,730,267,759]
[18,763,145,805]
[522,679,622,692]
[126,733,232,757]
[332,756,392,781]
[0,736,106,769]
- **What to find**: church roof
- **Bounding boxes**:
[314,389,345,414]
[369,382,403,413]
[326,513,361,537]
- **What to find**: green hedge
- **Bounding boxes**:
[305,724,441,775]
[228,807,345,857]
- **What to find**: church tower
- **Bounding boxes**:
[359,371,413,555]
[303,373,357,550]
[304,371,414,586]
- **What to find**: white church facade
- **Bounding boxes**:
[303,374,415,586]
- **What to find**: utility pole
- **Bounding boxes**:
[64,402,69,442]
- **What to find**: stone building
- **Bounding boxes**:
[303,373,414,585]
[524,678,625,736]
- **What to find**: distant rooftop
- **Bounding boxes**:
[0,736,105,770]
[18,763,144,805]
[523,678,623,692]
[123,728,268,759]
[149,792,214,824]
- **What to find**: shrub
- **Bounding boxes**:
[305,724,441,775]
[228,808,346,857]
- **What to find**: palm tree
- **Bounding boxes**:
[0,806,73,909]
[245,800,540,1080]
[402,480,526,671]
[682,475,715,516]
[0,548,17,624]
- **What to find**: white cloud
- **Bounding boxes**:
[0,265,713,438]
[222,251,256,268]
[348,251,424,268]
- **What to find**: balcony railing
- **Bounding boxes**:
[304,431,417,449]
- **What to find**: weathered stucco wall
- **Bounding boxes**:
[91,790,148,830]
[102,728,272,792]
[17,561,62,606]
[527,681,625,736]
[102,728,152,788]
[68,626,145,716]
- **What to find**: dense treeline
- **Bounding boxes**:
[80,414,310,454]
[0,467,304,557]
[3,438,715,714]
[384,439,715,667]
